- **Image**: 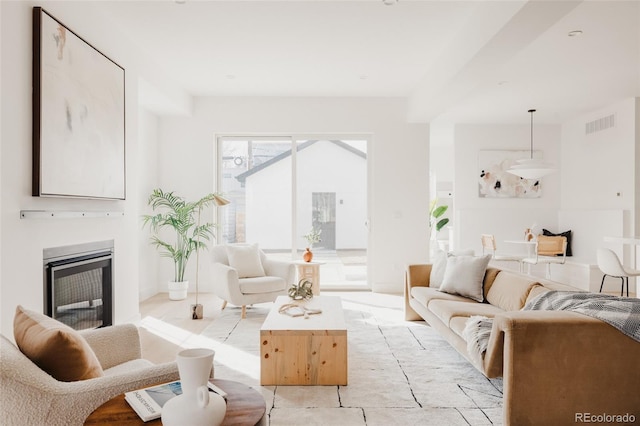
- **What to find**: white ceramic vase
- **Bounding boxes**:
[161,348,226,426]
[168,280,189,300]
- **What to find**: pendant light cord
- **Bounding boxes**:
[528,109,536,159]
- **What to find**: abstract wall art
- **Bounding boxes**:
[32,7,125,200]
[478,150,542,198]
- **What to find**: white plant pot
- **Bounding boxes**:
[168,281,189,300]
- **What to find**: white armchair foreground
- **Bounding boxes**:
[0,324,179,426]
[211,244,295,318]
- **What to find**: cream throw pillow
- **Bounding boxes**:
[13,305,104,382]
[439,255,492,302]
[226,244,266,278]
[430,248,475,288]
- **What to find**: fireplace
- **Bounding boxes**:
[43,240,114,330]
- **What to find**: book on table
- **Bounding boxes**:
[124,380,228,422]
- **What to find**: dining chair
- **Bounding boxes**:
[521,235,567,278]
[596,248,640,297]
[480,234,524,272]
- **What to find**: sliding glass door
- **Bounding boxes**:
[295,139,368,289]
[217,136,368,289]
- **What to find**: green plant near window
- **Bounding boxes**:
[429,199,449,239]
[142,189,223,283]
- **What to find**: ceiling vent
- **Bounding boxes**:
[585,114,615,135]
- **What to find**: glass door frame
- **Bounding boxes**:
[215,133,373,290]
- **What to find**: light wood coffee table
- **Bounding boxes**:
[260,295,347,386]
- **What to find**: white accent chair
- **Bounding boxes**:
[0,324,178,426]
[521,235,567,278]
[480,234,524,272]
[597,248,640,297]
[211,244,295,319]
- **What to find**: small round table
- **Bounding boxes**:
[84,379,265,426]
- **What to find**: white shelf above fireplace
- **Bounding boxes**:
[20,210,124,219]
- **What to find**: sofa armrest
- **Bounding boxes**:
[404,264,432,320]
[81,324,141,369]
[483,310,640,425]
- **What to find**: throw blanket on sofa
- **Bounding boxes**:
[463,316,493,370]
[524,291,640,343]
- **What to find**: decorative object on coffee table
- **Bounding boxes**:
[162,348,225,426]
[288,278,314,300]
[142,189,228,302]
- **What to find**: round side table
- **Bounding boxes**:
[84,379,265,425]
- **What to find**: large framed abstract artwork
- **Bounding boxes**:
[32,7,125,200]
[478,150,542,198]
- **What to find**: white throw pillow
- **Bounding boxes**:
[439,254,492,302]
[430,248,474,288]
[226,244,266,278]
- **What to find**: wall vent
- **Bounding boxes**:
[585,114,615,135]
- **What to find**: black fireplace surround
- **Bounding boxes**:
[43,240,114,330]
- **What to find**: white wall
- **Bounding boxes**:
[560,98,636,213]
[453,123,561,254]
[157,97,430,293]
[560,98,638,292]
[138,109,160,301]
[0,1,178,336]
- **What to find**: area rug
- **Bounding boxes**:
[192,294,503,426]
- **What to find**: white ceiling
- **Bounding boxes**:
[96,0,640,124]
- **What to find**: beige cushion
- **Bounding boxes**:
[439,255,492,302]
[525,284,551,306]
[411,286,477,307]
[485,271,539,311]
[13,305,104,382]
[428,300,504,327]
[226,244,265,278]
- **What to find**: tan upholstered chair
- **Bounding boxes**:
[0,323,179,426]
[480,234,524,272]
[521,234,567,278]
[211,244,295,318]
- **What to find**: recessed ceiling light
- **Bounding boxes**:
[359,75,368,80]
[498,80,509,86]
[226,74,236,80]
[568,30,583,37]
[382,0,398,5]
[175,0,186,4]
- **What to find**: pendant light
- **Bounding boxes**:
[507,109,555,179]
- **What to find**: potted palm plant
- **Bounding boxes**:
[142,189,228,301]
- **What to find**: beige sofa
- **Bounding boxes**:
[405,263,640,426]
